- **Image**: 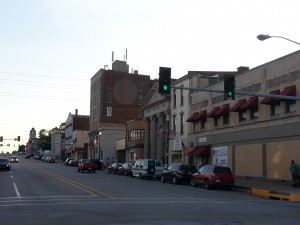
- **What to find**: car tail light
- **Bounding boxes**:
[177,170,185,175]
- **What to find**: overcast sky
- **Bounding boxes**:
[1,0,299,152]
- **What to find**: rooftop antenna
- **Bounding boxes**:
[112,51,114,62]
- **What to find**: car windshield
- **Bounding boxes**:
[214,167,232,173]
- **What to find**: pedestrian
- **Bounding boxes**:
[289,160,299,186]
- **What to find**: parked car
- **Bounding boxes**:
[107,163,123,174]
[78,159,97,173]
[25,154,31,159]
[64,158,73,166]
[118,162,133,176]
[89,158,103,170]
[47,156,56,163]
[132,159,164,179]
[190,165,235,190]
[0,158,10,171]
[161,163,197,184]
[68,159,79,167]
[10,156,19,163]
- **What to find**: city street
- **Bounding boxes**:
[1,156,300,225]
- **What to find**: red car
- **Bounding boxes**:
[78,159,97,173]
[118,163,133,176]
[190,165,235,190]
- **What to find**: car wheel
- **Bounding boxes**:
[172,176,177,184]
[161,175,165,183]
[190,178,197,187]
[204,180,210,190]
[81,169,84,173]
[139,173,143,179]
[226,185,232,190]
[93,170,96,173]
[78,169,80,172]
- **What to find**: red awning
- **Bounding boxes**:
[261,90,280,104]
[207,106,220,118]
[187,146,210,156]
[186,112,200,122]
[193,110,207,121]
[230,99,246,112]
[280,85,296,99]
[214,104,229,117]
[239,96,258,110]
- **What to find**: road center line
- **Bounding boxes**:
[40,169,113,198]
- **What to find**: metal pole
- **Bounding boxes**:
[171,86,300,101]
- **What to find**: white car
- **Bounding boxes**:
[132,159,164,179]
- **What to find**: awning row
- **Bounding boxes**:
[187,146,210,156]
[186,85,296,122]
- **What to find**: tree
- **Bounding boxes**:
[38,129,51,150]
[18,144,26,152]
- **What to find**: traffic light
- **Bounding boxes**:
[224,76,235,100]
[0,136,3,142]
[159,67,171,94]
[17,136,20,141]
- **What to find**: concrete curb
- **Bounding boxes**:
[250,188,300,201]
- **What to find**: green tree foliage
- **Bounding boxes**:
[38,129,51,150]
[18,144,26,152]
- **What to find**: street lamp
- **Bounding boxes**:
[257,34,300,46]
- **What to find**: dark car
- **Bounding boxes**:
[190,165,235,190]
[118,162,133,176]
[68,159,79,167]
[25,154,31,159]
[107,163,123,174]
[0,158,11,171]
[161,163,197,184]
[89,158,103,170]
[64,158,73,166]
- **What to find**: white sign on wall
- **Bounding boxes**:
[212,146,228,166]
[173,139,182,150]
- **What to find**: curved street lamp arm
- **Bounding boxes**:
[271,36,300,46]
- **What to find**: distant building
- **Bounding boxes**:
[26,128,39,154]
[64,109,89,160]
[51,130,62,159]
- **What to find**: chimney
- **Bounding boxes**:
[237,66,249,74]
[75,109,78,116]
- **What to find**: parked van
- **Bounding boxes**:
[132,159,164,180]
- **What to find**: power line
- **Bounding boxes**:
[0,71,87,80]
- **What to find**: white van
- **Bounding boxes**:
[132,159,164,180]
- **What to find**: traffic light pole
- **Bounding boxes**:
[171,86,300,101]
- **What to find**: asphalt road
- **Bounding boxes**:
[1,156,300,225]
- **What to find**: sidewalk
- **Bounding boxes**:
[234,176,300,201]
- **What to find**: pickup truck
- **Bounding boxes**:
[77,159,97,173]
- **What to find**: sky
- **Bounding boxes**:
[1,0,300,153]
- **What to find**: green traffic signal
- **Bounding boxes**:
[159,67,171,94]
[228,91,233,97]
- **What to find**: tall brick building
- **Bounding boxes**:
[89,60,153,162]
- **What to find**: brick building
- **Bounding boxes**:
[89,60,153,162]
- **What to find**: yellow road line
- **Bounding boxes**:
[40,169,113,198]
